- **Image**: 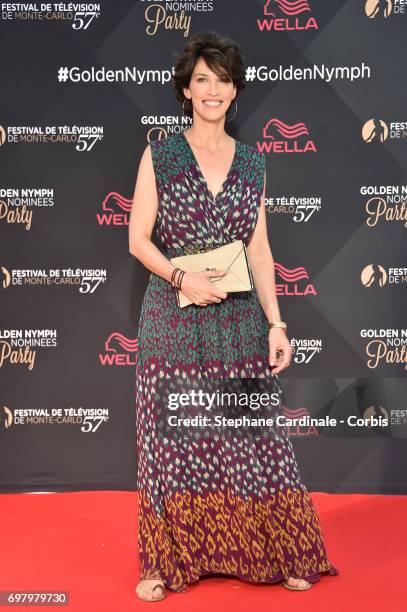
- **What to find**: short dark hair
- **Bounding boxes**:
[172,30,246,119]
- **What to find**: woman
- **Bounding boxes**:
[129,30,339,602]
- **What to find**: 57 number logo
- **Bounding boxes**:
[76,133,103,152]
[293,346,322,364]
[79,276,106,294]
[72,11,100,30]
[81,416,108,433]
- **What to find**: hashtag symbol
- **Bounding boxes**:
[58,67,69,82]
[246,66,256,82]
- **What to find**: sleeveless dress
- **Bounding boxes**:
[135,131,339,592]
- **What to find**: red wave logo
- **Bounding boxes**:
[105,332,138,353]
[259,0,318,32]
[283,406,310,418]
[263,119,310,140]
[258,118,316,153]
[102,192,132,213]
[274,263,310,282]
[282,405,319,437]
[265,0,311,16]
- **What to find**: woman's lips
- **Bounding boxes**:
[202,100,223,107]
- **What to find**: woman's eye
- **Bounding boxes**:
[197,77,229,83]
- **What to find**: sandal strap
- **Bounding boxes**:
[153,584,165,591]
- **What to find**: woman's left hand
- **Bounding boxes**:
[268,328,292,374]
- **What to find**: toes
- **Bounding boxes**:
[136,580,165,601]
[287,576,309,587]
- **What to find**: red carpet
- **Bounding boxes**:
[1,491,405,610]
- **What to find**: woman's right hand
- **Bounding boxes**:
[179,270,228,306]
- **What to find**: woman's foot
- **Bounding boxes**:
[135,578,166,601]
[283,576,312,591]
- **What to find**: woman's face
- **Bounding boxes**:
[183,57,237,122]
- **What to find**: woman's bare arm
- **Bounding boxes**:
[128,143,227,303]
[128,144,178,284]
[246,170,282,324]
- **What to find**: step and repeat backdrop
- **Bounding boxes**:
[1,1,406,494]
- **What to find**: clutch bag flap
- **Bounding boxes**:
[170,240,253,308]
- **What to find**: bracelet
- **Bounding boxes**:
[170,267,180,287]
[268,320,287,332]
[177,270,185,289]
[170,267,185,289]
[176,269,185,289]
[171,268,181,287]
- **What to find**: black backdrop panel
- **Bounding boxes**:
[0,1,406,493]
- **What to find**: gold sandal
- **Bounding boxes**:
[283,576,313,591]
[135,579,166,602]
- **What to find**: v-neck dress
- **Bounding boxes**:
[135,132,339,592]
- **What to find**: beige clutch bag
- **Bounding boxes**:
[170,239,254,308]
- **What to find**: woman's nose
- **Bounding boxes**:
[207,83,220,95]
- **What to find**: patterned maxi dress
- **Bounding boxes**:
[135,131,339,592]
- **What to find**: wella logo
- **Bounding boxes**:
[99,332,138,366]
[96,192,132,226]
[258,0,319,31]
[258,119,317,154]
[284,406,319,437]
[275,263,317,295]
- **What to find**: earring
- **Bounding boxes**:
[226,99,238,122]
[182,98,190,116]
